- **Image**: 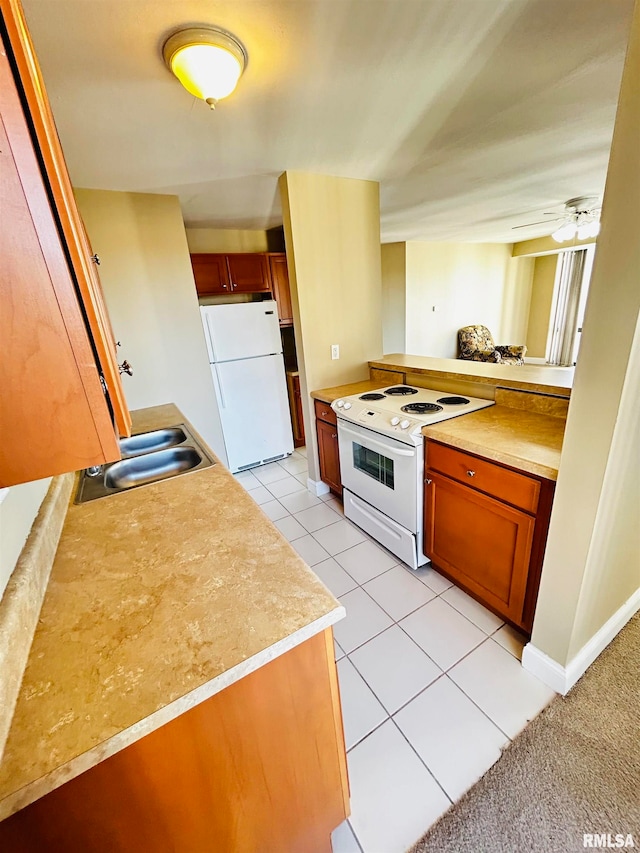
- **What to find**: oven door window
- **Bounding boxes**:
[352,442,394,489]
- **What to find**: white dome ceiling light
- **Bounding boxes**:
[163,27,247,110]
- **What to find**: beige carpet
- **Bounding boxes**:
[411,613,640,853]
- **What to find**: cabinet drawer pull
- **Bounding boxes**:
[467,470,476,477]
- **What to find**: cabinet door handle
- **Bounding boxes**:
[467,470,476,477]
[331,433,337,439]
[424,478,432,485]
[91,253,100,265]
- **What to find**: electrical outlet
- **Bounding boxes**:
[331,344,340,360]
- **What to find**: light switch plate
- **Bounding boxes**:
[331,344,340,360]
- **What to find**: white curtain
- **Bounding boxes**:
[548,249,587,366]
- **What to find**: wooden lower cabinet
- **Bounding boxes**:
[315,401,342,496]
[286,372,305,447]
[424,440,554,633]
[0,629,349,853]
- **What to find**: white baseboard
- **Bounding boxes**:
[522,586,640,694]
[307,477,330,497]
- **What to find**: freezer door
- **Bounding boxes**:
[211,355,294,472]
[201,301,281,362]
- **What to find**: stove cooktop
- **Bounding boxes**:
[332,385,495,445]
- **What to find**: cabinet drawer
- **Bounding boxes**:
[426,441,540,514]
[314,399,337,426]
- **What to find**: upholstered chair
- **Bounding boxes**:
[457,325,527,365]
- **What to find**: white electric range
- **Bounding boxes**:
[331,385,495,568]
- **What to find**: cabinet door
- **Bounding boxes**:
[286,374,305,447]
[293,376,305,447]
[227,254,271,293]
[317,419,342,496]
[269,254,293,326]
[190,254,230,295]
[424,471,534,626]
[0,35,119,486]
[2,0,131,439]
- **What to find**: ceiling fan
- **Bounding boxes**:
[512,196,601,242]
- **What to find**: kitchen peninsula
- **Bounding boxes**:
[369,354,574,398]
[0,405,348,851]
[312,356,569,634]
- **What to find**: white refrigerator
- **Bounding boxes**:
[200,301,294,473]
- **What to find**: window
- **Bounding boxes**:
[547,246,596,366]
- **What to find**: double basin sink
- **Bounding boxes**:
[76,423,214,503]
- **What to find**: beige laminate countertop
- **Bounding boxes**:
[370,354,574,397]
[311,379,383,404]
[0,404,342,820]
[423,405,566,480]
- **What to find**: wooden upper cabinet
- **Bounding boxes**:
[269,254,293,326]
[0,0,131,486]
[1,0,131,441]
[190,254,231,296]
[190,253,272,296]
[226,254,271,293]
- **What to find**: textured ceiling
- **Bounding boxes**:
[22,0,635,242]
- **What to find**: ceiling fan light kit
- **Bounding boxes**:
[163,26,247,109]
[512,196,601,242]
[551,197,601,242]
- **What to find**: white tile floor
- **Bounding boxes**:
[236,449,556,853]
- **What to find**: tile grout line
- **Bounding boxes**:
[343,583,517,742]
[246,485,521,749]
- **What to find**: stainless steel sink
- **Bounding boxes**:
[105,446,202,489]
[118,427,187,458]
[76,422,214,503]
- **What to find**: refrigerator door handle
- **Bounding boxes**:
[213,366,226,409]
[205,314,219,363]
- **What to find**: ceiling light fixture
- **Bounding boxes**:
[163,27,247,110]
[551,197,601,243]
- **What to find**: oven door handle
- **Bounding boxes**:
[338,424,416,457]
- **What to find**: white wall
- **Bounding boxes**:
[396,242,532,358]
[0,479,50,601]
[185,228,269,253]
[75,189,227,465]
[280,172,382,482]
[381,243,407,354]
[531,0,640,669]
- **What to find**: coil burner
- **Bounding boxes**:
[401,402,443,414]
[384,386,419,396]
